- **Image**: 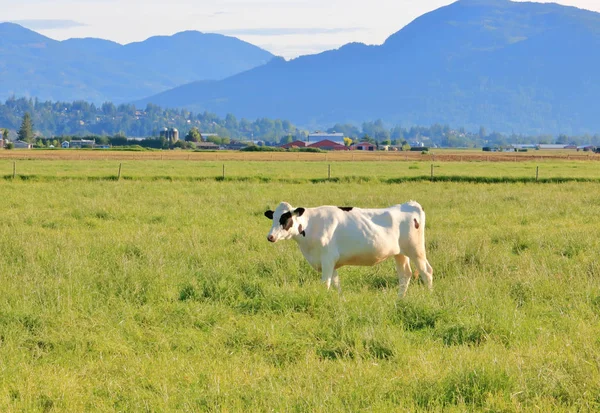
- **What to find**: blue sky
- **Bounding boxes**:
[3,0,600,59]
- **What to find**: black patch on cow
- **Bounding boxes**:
[279,211,294,230]
[414,218,420,229]
[298,224,305,237]
[294,207,305,216]
[338,206,354,212]
[264,210,274,220]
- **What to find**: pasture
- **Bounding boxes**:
[0,159,599,411]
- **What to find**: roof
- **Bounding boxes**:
[280,140,307,148]
[308,139,349,150]
[307,131,345,144]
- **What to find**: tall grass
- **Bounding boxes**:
[0,173,599,410]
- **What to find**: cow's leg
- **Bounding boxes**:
[332,270,342,293]
[394,254,413,297]
[412,255,433,291]
[321,259,336,290]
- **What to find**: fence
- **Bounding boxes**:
[3,156,600,184]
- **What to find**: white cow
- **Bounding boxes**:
[264,201,433,296]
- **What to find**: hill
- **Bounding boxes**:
[136,0,600,134]
[0,23,275,104]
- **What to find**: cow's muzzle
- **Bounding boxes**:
[267,235,276,243]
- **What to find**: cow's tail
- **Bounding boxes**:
[409,201,433,283]
[410,200,427,247]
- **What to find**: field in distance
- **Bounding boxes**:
[0,169,599,410]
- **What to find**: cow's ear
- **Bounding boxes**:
[264,210,274,220]
[294,207,305,217]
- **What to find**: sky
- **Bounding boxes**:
[3,0,600,59]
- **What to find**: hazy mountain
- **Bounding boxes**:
[137,0,600,134]
[0,23,275,103]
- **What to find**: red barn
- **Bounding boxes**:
[352,142,377,151]
[308,139,349,151]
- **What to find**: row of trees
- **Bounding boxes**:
[0,97,302,142]
[326,121,600,148]
[3,97,600,148]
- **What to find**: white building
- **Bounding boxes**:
[14,140,32,149]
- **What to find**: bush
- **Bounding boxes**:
[5,142,14,149]
[240,145,284,152]
[288,147,325,153]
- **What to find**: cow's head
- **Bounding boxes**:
[264,202,305,243]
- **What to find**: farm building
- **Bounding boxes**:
[61,141,70,148]
[307,131,345,145]
[14,140,32,149]
[195,141,220,150]
[308,139,349,151]
[537,144,568,150]
[352,142,377,151]
[70,139,95,148]
[160,127,179,143]
[280,140,307,149]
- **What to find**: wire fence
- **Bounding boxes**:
[3,157,600,184]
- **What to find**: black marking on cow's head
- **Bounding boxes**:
[279,211,294,230]
[414,218,420,229]
[338,206,354,212]
[264,210,274,220]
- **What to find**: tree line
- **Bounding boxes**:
[2,97,600,148]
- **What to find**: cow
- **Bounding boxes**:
[264,201,433,297]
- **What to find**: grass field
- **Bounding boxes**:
[1,156,600,183]
[0,160,599,411]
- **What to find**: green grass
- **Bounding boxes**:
[1,159,600,182]
[0,163,599,411]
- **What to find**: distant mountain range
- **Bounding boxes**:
[0,23,275,103]
[136,0,600,134]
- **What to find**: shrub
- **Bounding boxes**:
[288,147,325,153]
[240,145,284,152]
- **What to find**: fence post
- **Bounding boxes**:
[13,161,16,179]
[222,164,225,179]
[430,164,434,180]
[536,166,539,182]
[118,163,122,180]
[328,164,331,180]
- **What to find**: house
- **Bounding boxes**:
[307,131,345,145]
[352,142,377,151]
[70,139,95,148]
[227,140,250,150]
[280,140,307,149]
[61,141,70,148]
[14,140,32,149]
[195,141,220,150]
[308,139,349,151]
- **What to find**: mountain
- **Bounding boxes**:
[136,0,600,134]
[0,23,275,104]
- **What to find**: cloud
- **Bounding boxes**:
[215,27,366,36]
[10,19,86,30]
